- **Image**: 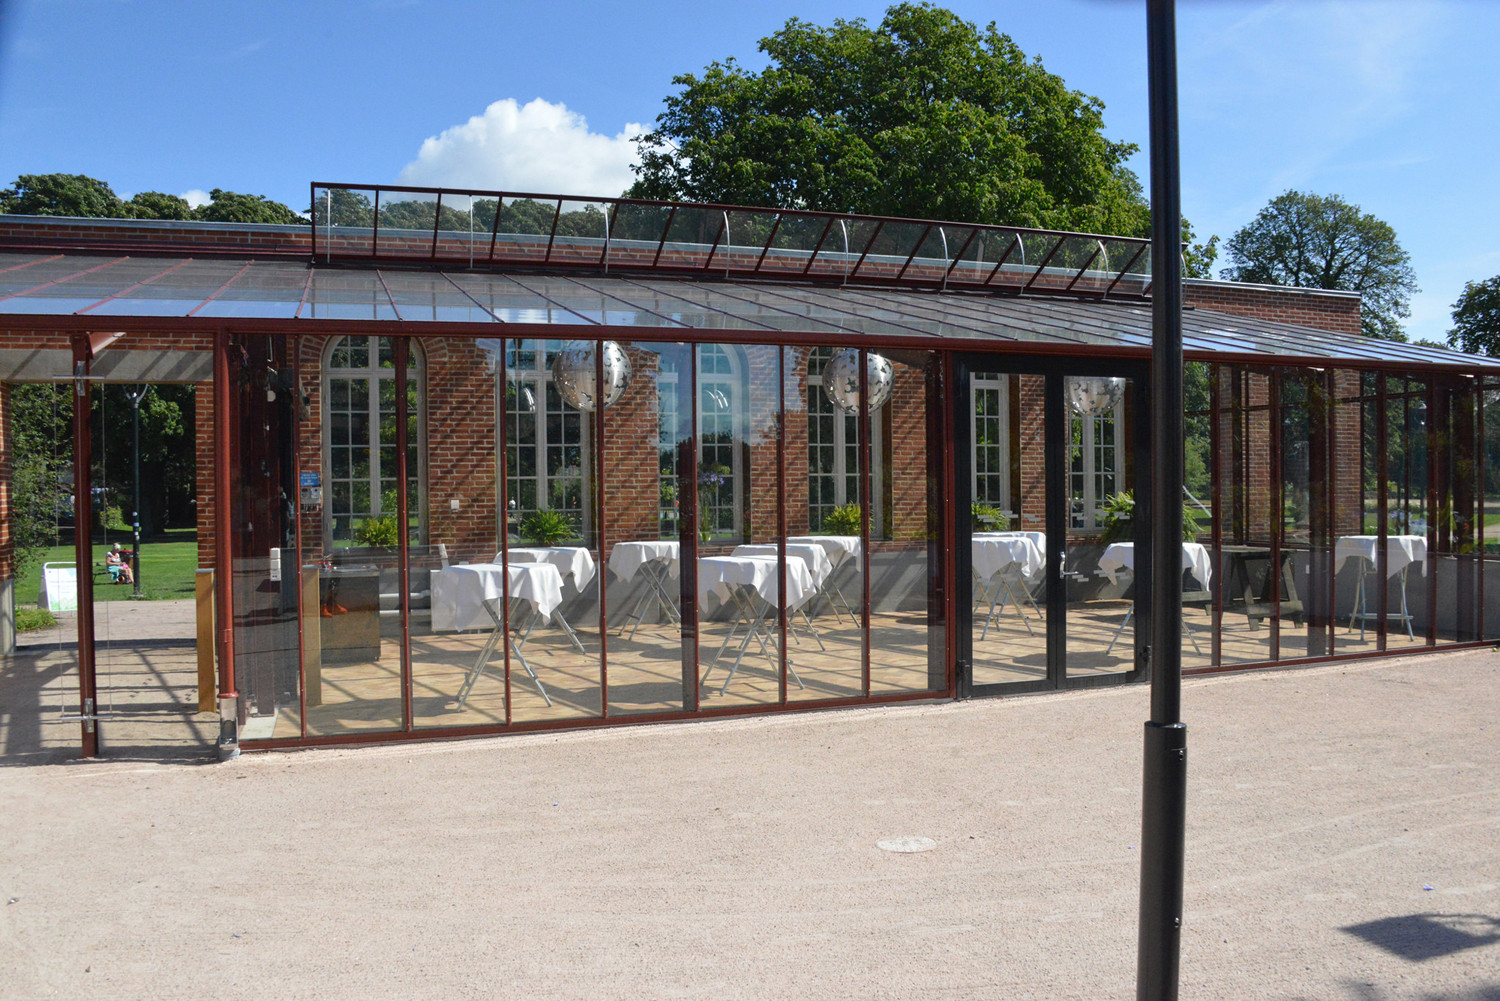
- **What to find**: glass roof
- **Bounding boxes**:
[0,250,1493,371]
[308,183,1153,302]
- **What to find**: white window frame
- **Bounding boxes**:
[970,373,1011,522]
[502,339,590,535]
[806,347,884,534]
[1069,405,1122,530]
[321,335,425,547]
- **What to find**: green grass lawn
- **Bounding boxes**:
[15,529,200,604]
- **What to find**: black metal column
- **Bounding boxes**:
[1139,0,1188,998]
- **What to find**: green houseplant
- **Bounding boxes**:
[518,508,579,547]
[1100,490,1202,543]
[821,502,862,536]
[971,502,1008,531]
[353,512,401,548]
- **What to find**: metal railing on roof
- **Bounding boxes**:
[309,182,1153,300]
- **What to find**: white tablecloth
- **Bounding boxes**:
[976,530,1047,550]
[432,562,564,632]
[497,546,596,589]
[1334,535,1428,577]
[787,535,861,568]
[607,540,680,582]
[698,556,815,610]
[733,544,834,587]
[972,535,1045,580]
[1097,542,1212,590]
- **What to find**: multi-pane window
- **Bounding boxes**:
[806,348,862,532]
[655,345,742,541]
[505,340,588,532]
[971,374,1010,520]
[1069,408,1120,529]
[324,336,422,546]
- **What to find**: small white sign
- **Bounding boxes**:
[40,562,78,612]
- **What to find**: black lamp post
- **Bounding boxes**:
[126,384,148,598]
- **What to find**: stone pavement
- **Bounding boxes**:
[1,647,1497,999]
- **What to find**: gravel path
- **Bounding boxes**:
[2,649,1497,999]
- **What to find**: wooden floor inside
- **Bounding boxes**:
[267,597,1439,740]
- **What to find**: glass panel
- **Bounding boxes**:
[1215,368,1277,666]
[722,209,778,273]
[431,192,487,267]
[405,336,503,730]
[1484,377,1500,641]
[659,206,722,271]
[605,203,673,270]
[784,345,864,701]
[949,228,1021,287]
[604,341,692,716]
[870,349,943,694]
[547,199,610,266]
[697,343,785,707]
[848,221,927,282]
[759,213,834,276]
[971,371,1046,686]
[312,185,376,259]
[1063,372,1138,679]
[376,190,439,259]
[8,382,81,759]
[1381,375,1430,652]
[1182,363,1213,670]
[501,337,600,723]
[492,197,560,265]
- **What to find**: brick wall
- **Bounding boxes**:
[1185,280,1361,337]
[1018,375,1047,531]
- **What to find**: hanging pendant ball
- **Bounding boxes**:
[552,340,632,411]
[822,349,894,415]
[1065,375,1126,417]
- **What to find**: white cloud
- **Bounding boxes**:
[180,189,210,209]
[398,98,646,197]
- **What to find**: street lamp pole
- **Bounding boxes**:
[1139,0,1187,998]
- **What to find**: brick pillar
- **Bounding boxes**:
[1332,369,1364,536]
[782,348,812,536]
[425,339,497,560]
[745,347,782,545]
[195,379,216,569]
[602,347,666,544]
[1018,374,1047,532]
[889,360,930,541]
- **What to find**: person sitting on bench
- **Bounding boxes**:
[106,543,134,585]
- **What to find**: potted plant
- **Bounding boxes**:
[971,502,1009,531]
[821,502,862,536]
[518,508,579,547]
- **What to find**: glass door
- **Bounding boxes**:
[955,356,1149,696]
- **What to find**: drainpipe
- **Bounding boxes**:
[214,329,239,760]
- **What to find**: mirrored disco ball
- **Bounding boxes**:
[822,349,894,415]
[1065,375,1125,417]
[552,340,632,411]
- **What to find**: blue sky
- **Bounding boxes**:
[1,0,1494,344]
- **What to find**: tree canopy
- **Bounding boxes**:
[1220,190,1417,341]
[628,3,1150,238]
[1447,275,1500,357]
[0,173,304,224]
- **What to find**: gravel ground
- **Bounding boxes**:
[2,649,1497,1000]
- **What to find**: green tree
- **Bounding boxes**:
[124,191,193,220]
[629,3,1150,237]
[192,188,304,224]
[1447,275,1500,357]
[1220,190,1418,341]
[8,384,73,577]
[0,173,125,217]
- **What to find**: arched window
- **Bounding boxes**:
[656,345,745,541]
[806,347,883,534]
[505,339,588,531]
[323,336,424,546]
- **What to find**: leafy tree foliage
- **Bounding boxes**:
[0,173,125,217]
[1447,275,1500,357]
[192,188,303,225]
[629,4,1150,237]
[125,191,193,220]
[0,173,303,224]
[7,385,72,576]
[1220,190,1418,341]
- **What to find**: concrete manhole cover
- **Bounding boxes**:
[877,836,936,853]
